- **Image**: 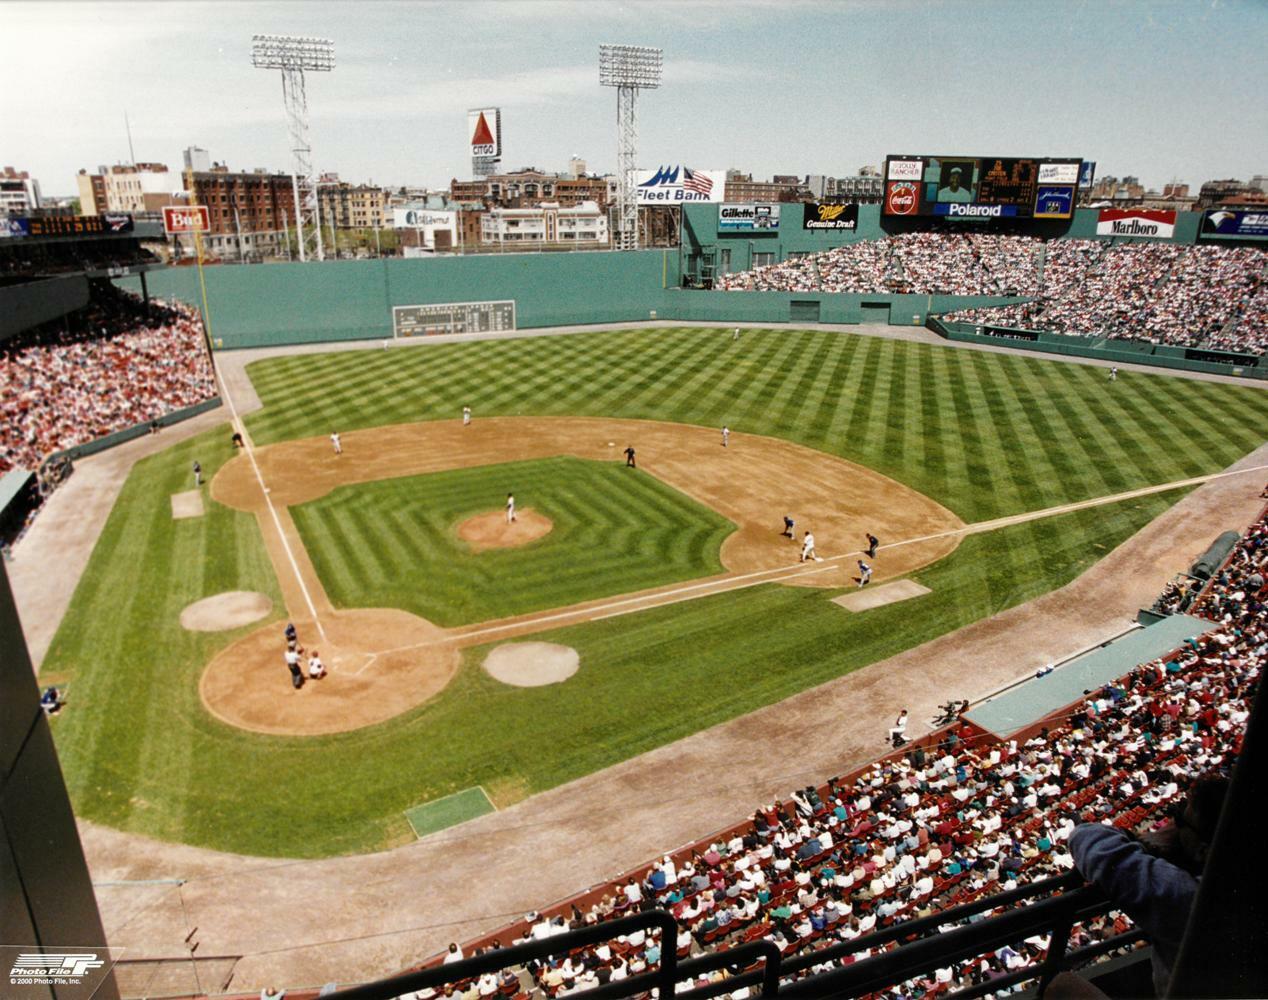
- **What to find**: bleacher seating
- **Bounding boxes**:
[404,506,1265,998]
[0,284,216,475]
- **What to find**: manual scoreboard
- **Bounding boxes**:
[392,300,517,338]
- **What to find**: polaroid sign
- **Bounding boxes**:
[1096,208,1177,239]
[933,203,1018,218]
[635,165,725,204]
[803,202,859,230]
[718,203,780,231]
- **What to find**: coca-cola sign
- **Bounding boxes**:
[884,181,919,216]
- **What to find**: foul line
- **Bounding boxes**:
[208,353,329,644]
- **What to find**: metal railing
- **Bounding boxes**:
[324,873,1142,999]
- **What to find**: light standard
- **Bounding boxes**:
[599,44,662,252]
[251,34,334,262]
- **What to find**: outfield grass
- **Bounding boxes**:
[44,414,1188,856]
[291,456,733,625]
[244,328,1268,522]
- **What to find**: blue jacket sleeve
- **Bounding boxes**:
[1069,822,1197,967]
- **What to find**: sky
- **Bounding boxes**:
[5,0,1266,197]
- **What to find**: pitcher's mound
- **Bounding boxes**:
[181,591,273,631]
[484,642,579,687]
[458,509,552,551]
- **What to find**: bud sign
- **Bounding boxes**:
[163,206,211,234]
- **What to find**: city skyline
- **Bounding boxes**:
[5,0,1266,197]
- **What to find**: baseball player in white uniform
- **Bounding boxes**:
[721,425,730,448]
[330,432,342,455]
[463,406,471,426]
[857,560,873,587]
[800,530,817,562]
[506,493,516,523]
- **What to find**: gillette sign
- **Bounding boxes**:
[932,203,1018,218]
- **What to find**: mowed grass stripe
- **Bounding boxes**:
[244,328,1268,524]
[292,457,733,626]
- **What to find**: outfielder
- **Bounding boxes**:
[506,492,516,524]
[463,405,472,426]
[721,425,730,448]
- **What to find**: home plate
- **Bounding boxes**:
[833,579,931,613]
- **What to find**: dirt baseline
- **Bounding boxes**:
[202,417,964,736]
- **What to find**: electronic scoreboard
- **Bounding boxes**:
[883,155,1082,220]
[392,300,517,338]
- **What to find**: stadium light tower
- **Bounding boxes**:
[252,34,334,262]
[599,44,662,251]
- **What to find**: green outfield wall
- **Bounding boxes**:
[932,319,1266,380]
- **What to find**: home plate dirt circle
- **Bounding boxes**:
[458,508,553,551]
[180,591,273,632]
[484,642,580,687]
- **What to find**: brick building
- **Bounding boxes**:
[181,163,298,258]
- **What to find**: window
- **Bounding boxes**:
[753,252,775,267]
[720,249,732,274]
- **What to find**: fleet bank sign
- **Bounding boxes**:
[635,165,725,204]
[1096,209,1176,239]
[718,203,780,230]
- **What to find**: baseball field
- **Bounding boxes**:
[41,327,1268,858]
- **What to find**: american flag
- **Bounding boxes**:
[683,168,713,196]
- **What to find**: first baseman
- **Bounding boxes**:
[800,530,816,562]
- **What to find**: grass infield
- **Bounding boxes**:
[291,456,733,626]
[42,327,1268,857]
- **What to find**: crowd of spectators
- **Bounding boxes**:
[0,285,216,475]
[717,234,1267,354]
[717,234,1042,297]
[945,242,1268,353]
[414,505,1265,999]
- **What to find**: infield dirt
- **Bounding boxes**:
[202,416,963,735]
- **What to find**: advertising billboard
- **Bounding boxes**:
[718,203,780,231]
[1079,161,1097,188]
[393,208,457,229]
[1033,186,1076,219]
[635,165,726,204]
[803,203,859,230]
[1202,209,1268,240]
[467,108,501,158]
[883,155,1081,218]
[885,181,921,216]
[1096,209,1177,239]
[162,206,210,234]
